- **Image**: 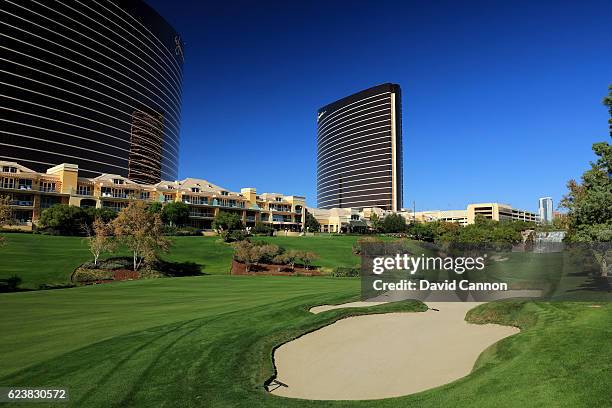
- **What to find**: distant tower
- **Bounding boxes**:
[316,83,403,211]
[538,197,554,223]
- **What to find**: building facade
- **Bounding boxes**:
[0,0,183,184]
[0,161,305,231]
[308,202,540,233]
[538,197,554,223]
[316,83,403,211]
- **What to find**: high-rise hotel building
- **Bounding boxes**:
[0,0,183,184]
[317,83,403,211]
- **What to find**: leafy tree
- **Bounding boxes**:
[148,201,163,215]
[382,213,407,233]
[255,243,281,263]
[273,249,300,271]
[253,221,272,235]
[38,205,118,235]
[559,86,612,277]
[304,209,320,232]
[233,240,262,272]
[162,201,190,227]
[369,213,383,233]
[406,221,438,242]
[561,140,611,276]
[297,250,319,270]
[0,195,12,247]
[38,205,88,235]
[213,211,243,232]
[0,195,12,225]
[213,211,244,241]
[84,218,115,266]
[113,201,171,271]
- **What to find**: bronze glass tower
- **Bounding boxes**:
[317,83,403,211]
[0,0,183,183]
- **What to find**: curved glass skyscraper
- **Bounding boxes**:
[0,0,183,184]
[317,83,403,211]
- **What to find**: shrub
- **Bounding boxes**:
[353,236,383,255]
[163,226,201,236]
[72,268,114,283]
[252,222,272,235]
[38,205,118,236]
[331,267,360,277]
[0,275,22,292]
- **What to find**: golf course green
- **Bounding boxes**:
[0,234,367,289]
[0,233,610,407]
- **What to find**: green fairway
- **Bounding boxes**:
[0,234,366,289]
[0,234,90,289]
[251,234,366,271]
[0,275,610,407]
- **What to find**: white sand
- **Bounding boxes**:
[309,301,387,314]
[271,302,519,400]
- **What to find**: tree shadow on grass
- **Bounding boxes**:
[155,260,208,277]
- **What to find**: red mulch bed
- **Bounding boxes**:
[231,260,321,276]
[86,269,141,285]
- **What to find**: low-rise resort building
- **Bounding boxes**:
[0,161,305,231]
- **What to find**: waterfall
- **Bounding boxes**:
[534,231,566,253]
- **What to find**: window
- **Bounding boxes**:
[76,185,92,196]
[191,187,200,193]
[112,178,124,185]
[2,166,17,173]
[2,177,15,189]
[141,191,150,200]
[40,181,56,192]
[164,194,173,202]
[275,197,282,202]
[221,191,229,196]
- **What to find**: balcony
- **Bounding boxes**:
[189,212,214,218]
[39,187,59,193]
[10,200,33,207]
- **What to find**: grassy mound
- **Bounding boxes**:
[1,277,611,407]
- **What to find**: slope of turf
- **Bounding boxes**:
[0,276,610,407]
[0,234,367,289]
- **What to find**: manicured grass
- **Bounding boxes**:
[0,234,91,289]
[0,234,367,289]
[0,278,610,407]
[251,234,366,271]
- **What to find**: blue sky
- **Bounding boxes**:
[148,0,611,212]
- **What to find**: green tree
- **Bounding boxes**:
[84,218,115,266]
[38,205,87,235]
[369,213,382,233]
[38,205,117,235]
[0,195,12,247]
[213,211,244,242]
[406,221,438,241]
[162,201,190,227]
[113,201,170,271]
[382,213,407,233]
[273,249,300,271]
[233,240,262,272]
[297,250,318,270]
[304,209,320,232]
[148,201,163,215]
[253,221,272,235]
[561,141,612,277]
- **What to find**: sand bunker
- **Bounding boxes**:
[309,301,387,314]
[271,302,518,400]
